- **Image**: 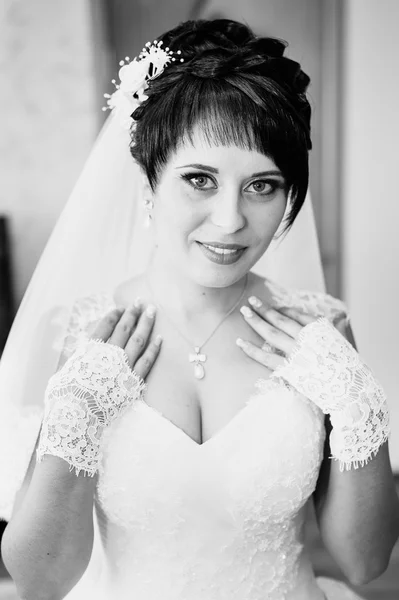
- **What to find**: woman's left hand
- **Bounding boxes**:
[236,296,390,474]
[236,295,344,370]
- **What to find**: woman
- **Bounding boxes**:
[0,18,398,600]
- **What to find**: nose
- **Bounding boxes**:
[209,188,246,233]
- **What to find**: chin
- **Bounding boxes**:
[190,252,255,288]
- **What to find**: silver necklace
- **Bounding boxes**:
[144,274,249,380]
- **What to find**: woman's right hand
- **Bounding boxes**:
[37,300,162,477]
[90,300,162,381]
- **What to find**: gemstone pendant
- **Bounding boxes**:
[189,346,207,380]
[194,364,205,380]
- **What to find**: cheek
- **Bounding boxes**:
[249,195,287,242]
[154,200,203,245]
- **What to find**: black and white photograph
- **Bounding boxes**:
[0,1,399,599]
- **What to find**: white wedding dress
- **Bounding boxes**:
[1,278,368,600]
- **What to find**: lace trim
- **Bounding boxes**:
[265,278,350,325]
[36,338,146,477]
[271,317,390,472]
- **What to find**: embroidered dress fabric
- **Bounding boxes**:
[0,278,371,600]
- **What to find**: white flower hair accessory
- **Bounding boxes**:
[103,39,184,129]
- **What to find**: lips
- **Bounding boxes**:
[199,241,247,250]
[196,241,248,265]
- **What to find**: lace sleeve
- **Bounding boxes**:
[267,280,389,471]
[0,292,115,522]
[56,292,116,369]
[294,289,350,326]
[271,316,390,471]
[266,278,350,325]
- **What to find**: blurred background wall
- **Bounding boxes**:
[341,0,399,470]
[0,0,398,470]
[0,0,98,304]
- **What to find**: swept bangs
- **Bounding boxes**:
[130,74,310,232]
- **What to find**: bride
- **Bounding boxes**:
[0,17,398,600]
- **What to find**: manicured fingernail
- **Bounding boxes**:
[146,304,156,317]
[134,296,142,308]
[154,335,162,346]
[236,337,246,348]
[248,296,262,308]
[240,306,253,318]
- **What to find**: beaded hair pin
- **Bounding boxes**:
[103,39,184,129]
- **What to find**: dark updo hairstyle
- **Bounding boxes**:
[130,18,312,234]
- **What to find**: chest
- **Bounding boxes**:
[142,310,274,446]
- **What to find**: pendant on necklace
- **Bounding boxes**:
[189,346,206,379]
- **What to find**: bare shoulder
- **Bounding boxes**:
[113,274,150,308]
[246,271,277,305]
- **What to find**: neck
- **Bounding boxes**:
[144,255,250,322]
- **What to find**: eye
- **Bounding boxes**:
[180,172,283,197]
[180,172,215,191]
[245,180,280,196]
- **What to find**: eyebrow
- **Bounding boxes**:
[176,163,283,178]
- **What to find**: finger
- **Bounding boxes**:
[108,303,142,348]
[261,341,287,357]
[278,306,319,326]
[332,311,349,327]
[90,308,124,342]
[124,304,157,368]
[236,338,284,371]
[248,298,303,339]
[133,335,163,379]
[240,304,295,355]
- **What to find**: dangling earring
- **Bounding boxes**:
[143,198,154,228]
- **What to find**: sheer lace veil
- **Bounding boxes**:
[0,109,325,520]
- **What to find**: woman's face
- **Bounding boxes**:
[147,126,289,288]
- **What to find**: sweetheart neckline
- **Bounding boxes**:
[99,288,318,448]
[132,376,286,449]
[100,289,284,448]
